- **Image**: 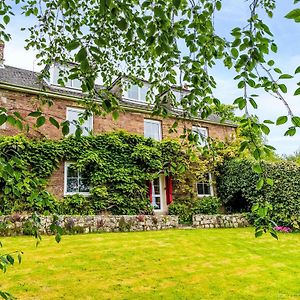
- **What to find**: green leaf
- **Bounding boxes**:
[215,1,221,11]
[295,66,300,74]
[112,110,119,120]
[276,116,288,125]
[66,40,80,51]
[249,98,257,109]
[36,116,46,127]
[6,115,16,126]
[284,127,296,136]
[255,230,263,238]
[266,177,274,186]
[75,47,88,63]
[274,67,282,74]
[285,8,300,21]
[294,87,300,96]
[231,48,238,59]
[116,18,127,31]
[260,124,270,135]
[271,43,277,53]
[173,0,181,9]
[28,111,42,117]
[292,116,300,127]
[263,119,274,124]
[6,254,14,265]
[253,148,260,160]
[253,164,263,174]
[62,124,69,136]
[3,15,10,25]
[18,253,22,264]
[239,141,248,152]
[0,114,7,126]
[55,233,61,243]
[279,74,293,79]
[256,178,264,190]
[49,117,60,129]
[278,84,287,93]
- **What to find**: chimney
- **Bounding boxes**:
[0,41,4,67]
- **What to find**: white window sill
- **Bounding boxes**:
[64,192,90,197]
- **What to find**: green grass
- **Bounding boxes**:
[1,228,300,299]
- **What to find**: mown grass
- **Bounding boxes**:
[1,228,300,299]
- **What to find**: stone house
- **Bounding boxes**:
[0,43,236,213]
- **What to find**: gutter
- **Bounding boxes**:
[0,82,238,128]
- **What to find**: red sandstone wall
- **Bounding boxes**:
[0,88,236,199]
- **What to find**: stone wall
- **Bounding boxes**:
[193,214,249,228]
[0,214,178,235]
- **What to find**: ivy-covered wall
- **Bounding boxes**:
[0,131,210,215]
[217,159,300,227]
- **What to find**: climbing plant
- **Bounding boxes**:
[0,131,217,215]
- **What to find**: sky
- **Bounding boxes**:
[2,1,300,155]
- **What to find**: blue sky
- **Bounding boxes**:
[2,1,300,155]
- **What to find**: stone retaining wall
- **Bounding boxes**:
[0,214,178,235]
[193,214,249,228]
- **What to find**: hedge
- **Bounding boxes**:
[217,159,300,227]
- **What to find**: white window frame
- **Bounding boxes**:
[66,107,93,136]
[144,119,162,141]
[123,82,149,103]
[64,162,90,196]
[50,65,82,90]
[197,173,214,197]
[192,126,208,146]
[151,175,166,212]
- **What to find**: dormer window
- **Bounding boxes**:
[124,83,149,102]
[51,64,81,89]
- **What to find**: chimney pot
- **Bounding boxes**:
[0,41,4,67]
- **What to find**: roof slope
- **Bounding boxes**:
[0,65,236,126]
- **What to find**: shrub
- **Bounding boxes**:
[0,220,10,236]
[193,196,221,215]
[168,202,193,224]
[59,194,95,215]
[168,197,222,224]
[217,159,300,227]
[22,219,36,235]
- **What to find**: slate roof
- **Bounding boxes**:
[0,65,236,126]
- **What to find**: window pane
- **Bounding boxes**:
[127,85,139,100]
[204,183,211,195]
[140,86,148,102]
[67,108,92,136]
[153,196,161,209]
[144,120,161,141]
[52,67,60,84]
[67,166,77,178]
[66,178,79,193]
[197,183,204,195]
[72,79,81,89]
[79,178,90,193]
[192,126,208,146]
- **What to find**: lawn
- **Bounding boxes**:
[1,228,300,300]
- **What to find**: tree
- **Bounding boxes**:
[0,1,299,297]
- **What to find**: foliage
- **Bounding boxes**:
[217,159,300,228]
[0,132,211,216]
[193,196,221,215]
[59,195,94,215]
[283,149,300,165]
[168,196,222,224]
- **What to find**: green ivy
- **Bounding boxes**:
[0,131,201,215]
